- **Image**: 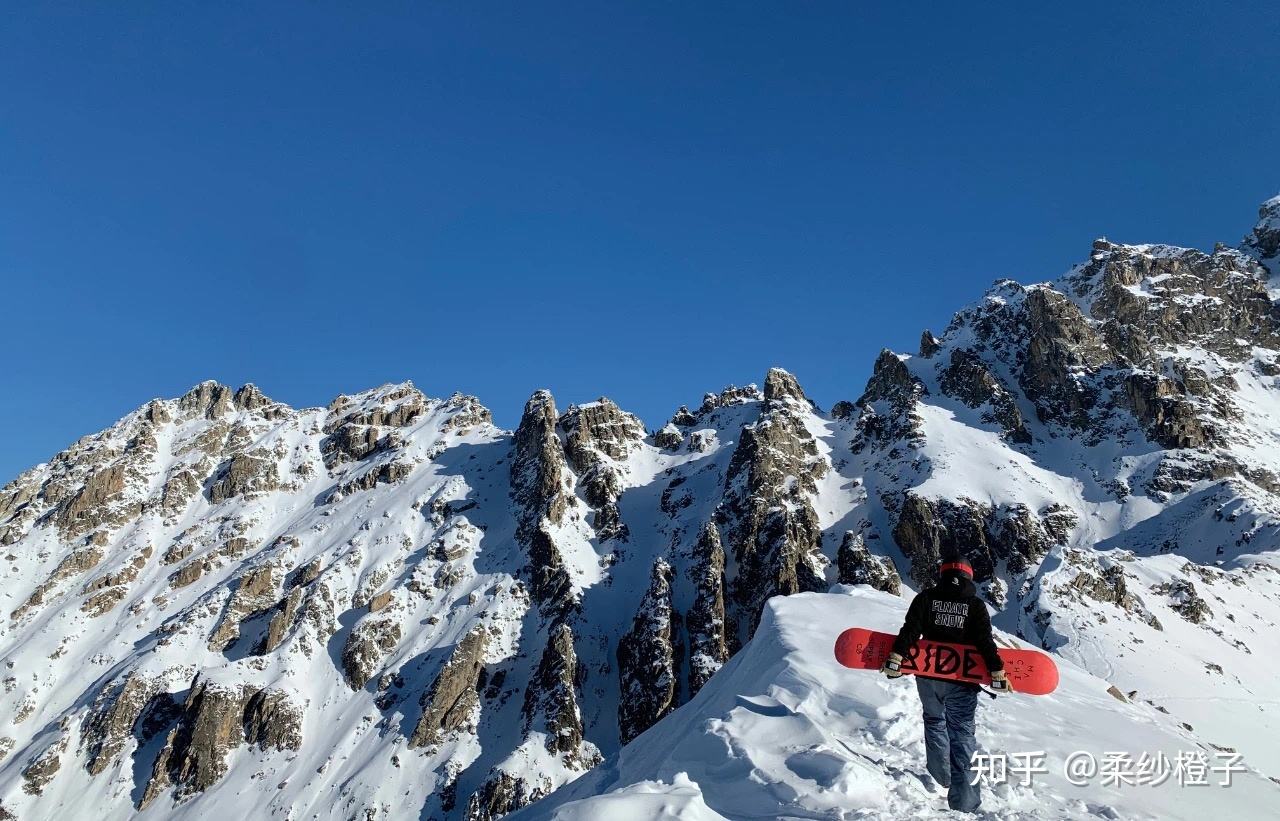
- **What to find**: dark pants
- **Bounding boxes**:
[916,676,981,813]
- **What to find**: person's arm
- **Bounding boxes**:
[891,594,925,657]
[969,599,1004,672]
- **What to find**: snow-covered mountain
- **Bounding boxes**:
[1,195,1279,820]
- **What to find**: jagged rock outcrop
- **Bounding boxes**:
[1071,241,1280,361]
[1122,372,1212,449]
[208,450,280,504]
[1019,287,1112,427]
[141,678,248,806]
[1245,195,1280,269]
[940,348,1031,443]
[919,329,942,358]
[81,545,152,617]
[140,678,301,808]
[1155,578,1213,624]
[320,384,426,467]
[242,688,303,751]
[465,772,551,821]
[1054,553,1162,631]
[331,459,414,498]
[852,350,926,449]
[720,376,828,636]
[81,671,162,775]
[836,531,901,595]
[617,559,679,744]
[558,398,644,541]
[893,495,1070,587]
[685,522,729,696]
[523,623,596,767]
[342,610,403,689]
[408,627,487,749]
[697,384,762,417]
[510,391,575,612]
[177,381,234,419]
[763,367,808,405]
[208,563,282,651]
[21,732,67,796]
[259,586,304,654]
[653,423,683,450]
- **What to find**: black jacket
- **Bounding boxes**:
[892,572,1004,672]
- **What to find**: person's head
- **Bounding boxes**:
[938,549,973,587]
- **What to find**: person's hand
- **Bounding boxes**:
[990,669,1010,693]
[881,652,904,679]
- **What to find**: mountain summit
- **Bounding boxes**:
[2,196,1279,819]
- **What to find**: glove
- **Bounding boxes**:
[881,652,904,679]
[990,669,1010,693]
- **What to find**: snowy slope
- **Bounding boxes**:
[1,194,1280,819]
[519,588,1280,821]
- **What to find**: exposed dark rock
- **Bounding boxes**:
[685,522,729,696]
[208,564,282,651]
[177,381,234,419]
[830,400,856,420]
[853,350,926,448]
[919,329,942,358]
[511,391,574,611]
[331,459,414,498]
[893,494,1066,586]
[940,348,1031,443]
[1123,372,1212,449]
[763,367,807,405]
[140,677,250,806]
[322,424,389,466]
[408,627,487,749]
[342,612,403,689]
[559,398,644,541]
[21,732,67,796]
[11,545,105,620]
[524,622,596,767]
[617,559,679,744]
[439,393,494,434]
[1060,558,1162,630]
[1155,578,1213,624]
[258,586,304,655]
[55,462,140,539]
[465,772,550,821]
[836,531,901,595]
[242,688,303,751]
[653,423,683,451]
[669,405,698,427]
[1019,287,1112,427]
[81,672,162,775]
[1072,241,1280,361]
[208,451,280,503]
[720,387,828,637]
[1245,195,1280,270]
[697,384,762,416]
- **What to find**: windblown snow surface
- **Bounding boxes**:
[520,588,1280,820]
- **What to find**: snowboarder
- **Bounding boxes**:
[881,550,1008,813]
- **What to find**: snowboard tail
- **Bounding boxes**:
[834,627,1059,696]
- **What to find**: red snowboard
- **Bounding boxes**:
[834,627,1059,695]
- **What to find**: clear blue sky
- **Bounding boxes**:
[2,3,1277,483]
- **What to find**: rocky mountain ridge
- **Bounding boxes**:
[1,194,1279,819]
